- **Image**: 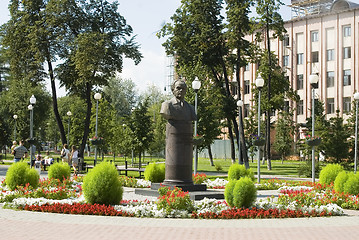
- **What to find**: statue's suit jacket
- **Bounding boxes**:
[160,97,196,122]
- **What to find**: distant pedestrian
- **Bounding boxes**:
[10,141,17,154]
[61,144,70,165]
[70,145,79,176]
[13,140,28,163]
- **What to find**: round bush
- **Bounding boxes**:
[5,162,39,190]
[224,180,237,207]
[232,177,257,208]
[26,168,40,189]
[83,162,123,205]
[344,173,359,195]
[334,171,349,193]
[144,163,165,183]
[48,162,71,181]
[228,163,254,181]
[319,164,344,185]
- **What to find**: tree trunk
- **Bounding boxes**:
[46,57,66,145]
[265,8,272,170]
[227,119,236,163]
[207,145,214,166]
[79,82,92,158]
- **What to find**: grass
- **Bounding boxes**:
[1,150,314,178]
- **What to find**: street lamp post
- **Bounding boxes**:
[67,111,72,145]
[354,92,359,173]
[192,77,201,175]
[309,74,319,182]
[256,74,264,183]
[29,95,36,167]
[94,93,101,166]
[237,100,243,165]
[13,115,18,141]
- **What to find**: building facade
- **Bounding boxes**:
[238,0,359,124]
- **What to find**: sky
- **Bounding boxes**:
[0,0,291,97]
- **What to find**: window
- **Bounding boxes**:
[232,85,238,95]
[297,74,303,90]
[283,55,289,66]
[343,69,351,86]
[244,80,250,94]
[327,49,334,61]
[284,101,290,112]
[297,53,303,65]
[327,98,335,114]
[343,97,351,112]
[311,31,319,42]
[343,47,351,59]
[297,100,304,115]
[244,104,250,118]
[327,71,334,87]
[283,35,290,47]
[343,26,351,37]
[312,51,319,63]
[245,63,250,71]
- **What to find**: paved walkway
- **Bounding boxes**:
[1,164,359,239]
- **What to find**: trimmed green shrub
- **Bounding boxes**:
[319,164,344,185]
[26,168,40,189]
[228,163,254,181]
[344,173,359,195]
[83,162,123,205]
[5,162,39,190]
[232,177,257,208]
[224,180,237,207]
[48,162,71,182]
[144,163,165,183]
[334,171,349,193]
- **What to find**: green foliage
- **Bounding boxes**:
[144,163,165,183]
[321,110,350,163]
[5,162,39,190]
[334,171,349,193]
[48,163,71,182]
[157,187,194,214]
[273,111,296,161]
[215,163,223,172]
[232,177,257,208]
[319,163,344,185]
[297,160,320,178]
[343,173,359,195]
[82,162,123,205]
[224,180,237,207]
[228,163,254,181]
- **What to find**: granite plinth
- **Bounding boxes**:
[151,183,207,192]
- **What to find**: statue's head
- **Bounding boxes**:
[171,80,187,101]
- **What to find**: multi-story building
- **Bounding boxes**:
[238,0,359,125]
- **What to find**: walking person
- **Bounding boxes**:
[70,145,79,176]
[61,144,70,165]
[13,140,28,163]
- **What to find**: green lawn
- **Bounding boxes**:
[1,151,308,178]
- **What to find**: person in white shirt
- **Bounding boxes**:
[70,145,79,176]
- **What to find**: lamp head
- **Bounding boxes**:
[67,111,72,117]
[309,74,319,88]
[237,100,243,107]
[13,115,18,120]
[256,74,264,88]
[29,95,36,105]
[28,104,33,110]
[192,77,201,93]
[94,93,102,100]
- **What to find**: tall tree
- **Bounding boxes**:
[158,0,253,167]
[53,0,142,157]
[1,0,67,145]
[254,0,287,169]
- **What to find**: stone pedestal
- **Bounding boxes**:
[162,120,194,187]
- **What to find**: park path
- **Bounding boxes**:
[1,164,359,239]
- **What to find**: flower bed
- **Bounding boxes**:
[0,176,354,219]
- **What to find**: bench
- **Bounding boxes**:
[116,161,146,177]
